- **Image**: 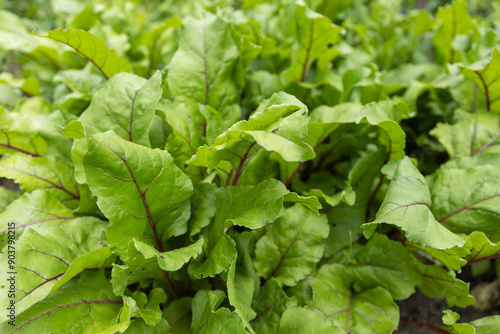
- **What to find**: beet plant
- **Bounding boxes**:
[1,0,500,333]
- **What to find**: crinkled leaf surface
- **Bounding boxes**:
[363,157,466,249]
[348,234,421,300]
[167,13,241,110]
[0,189,74,246]
[0,217,110,320]
[3,271,124,334]
[431,165,500,239]
[189,92,315,185]
[0,154,80,202]
[254,205,329,286]
[307,264,399,334]
[42,28,131,79]
[83,131,193,258]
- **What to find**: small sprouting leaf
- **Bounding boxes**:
[128,289,167,326]
[83,131,193,258]
[277,308,344,334]
[307,264,399,333]
[254,205,329,286]
[61,120,85,139]
[283,192,322,213]
[363,157,466,249]
[41,28,131,79]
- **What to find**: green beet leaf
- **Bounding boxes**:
[83,131,193,258]
[254,205,329,286]
[189,92,315,185]
[41,28,131,79]
[277,308,343,334]
[307,264,399,333]
[167,13,242,110]
[250,279,297,334]
[191,290,247,334]
[431,164,500,239]
[461,48,500,113]
[363,157,466,249]
[3,271,125,333]
[417,262,475,308]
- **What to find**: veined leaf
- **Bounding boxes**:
[0,189,74,247]
[0,154,80,202]
[3,271,125,333]
[465,232,500,265]
[167,13,242,110]
[282,4,341,83]
[250,279,297,333]
[189,92,315,185]
[470,315,500,333]
[78,72,162,146]
[461,48,500,112]
[307,264,399,333]
[0,107,47,157]
[163,297,192,334]
[254,205,329,286]
[127,289,167,326]
[363,157,466,250]
[277,308,343,334]
[41,28,131,79]
[0,186,18,212]
[190,290,247,334]
[348,234,421,300]
[434,0,473,64]
[0,217,110,323]
[431,165,500,239]
[416,262,475,307]
[430,111,500,159]
[83,131,193,258]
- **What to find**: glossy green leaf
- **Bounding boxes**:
[189,92,315,185]
[282,4,341,83]
[431,165,500,239]
[348,234,421,300]
[0,189,74,246]
[0,154,80,202]
[167,13,242,110]
[0,217,110,320]
[254,205,329,286]
[307,264,399,333]
[277,308,343,334]
[4,271,125,333]
[163,297,192,334]
[41,28,131,79]
[83,131,193,258]
[363,157,466,249]
[417,262,475,308]
[461,48,500,112]
[190,290,247,334]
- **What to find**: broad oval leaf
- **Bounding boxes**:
[254,205,329,286]
[83,131,193,258]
